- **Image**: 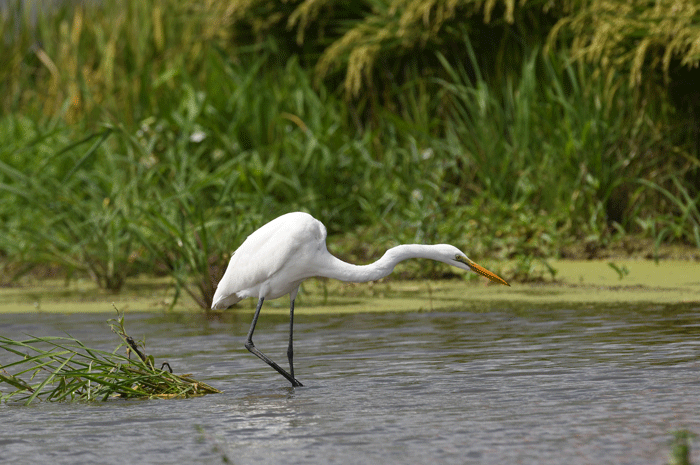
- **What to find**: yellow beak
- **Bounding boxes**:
[461,257,510,286]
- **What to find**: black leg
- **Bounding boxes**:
[287,297,296,380]
[245,297,303,387]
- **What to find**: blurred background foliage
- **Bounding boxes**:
[0,0,699,307]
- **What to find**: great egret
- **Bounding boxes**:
[212,212,509,387]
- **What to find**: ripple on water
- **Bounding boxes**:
[1,305,699,464]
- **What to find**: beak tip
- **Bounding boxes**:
[467,259,510,287]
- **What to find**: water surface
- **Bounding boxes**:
[1,304,699,464]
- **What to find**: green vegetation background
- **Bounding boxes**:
[1,0,699,308]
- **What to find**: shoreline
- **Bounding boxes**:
[1,259,698,314]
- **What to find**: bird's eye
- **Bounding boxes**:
[454,254,461,261]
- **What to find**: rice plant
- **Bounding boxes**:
[0,310,221,404]
[547,0,700,88]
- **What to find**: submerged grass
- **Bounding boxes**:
[668,430,696,465]
[0,309,220,404]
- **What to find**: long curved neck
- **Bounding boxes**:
[317,244,445,283]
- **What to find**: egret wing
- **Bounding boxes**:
[211,213,325,309]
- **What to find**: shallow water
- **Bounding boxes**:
[1,304,699,464]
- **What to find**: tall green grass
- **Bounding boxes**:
[433,41,699,254]
[2,45,696,300]
[0,0,698,304]
[0,123,144,290]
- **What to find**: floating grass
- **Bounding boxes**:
[0,310,221,404]
[668,430,696,465]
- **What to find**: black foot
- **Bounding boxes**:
[246,341,304,387]
[290,378,303,387]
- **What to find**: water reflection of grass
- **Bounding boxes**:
[1,259,698,314]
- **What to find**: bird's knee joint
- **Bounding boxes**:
[245,340,254,352]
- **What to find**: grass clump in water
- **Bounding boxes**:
[0,309,220,404]
[668,430,696,465]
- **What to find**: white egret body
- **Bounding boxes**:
[212,212,509,386]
